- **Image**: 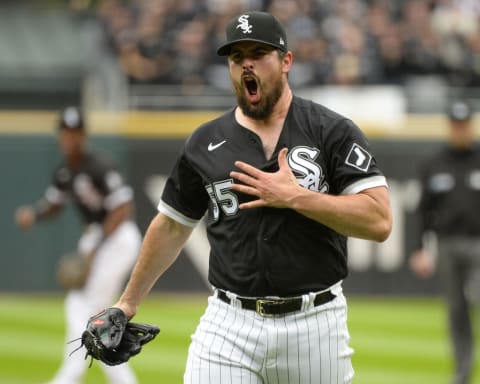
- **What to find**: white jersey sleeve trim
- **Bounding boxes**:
[158,200,200,228]
[341,175,388,195]
[104,186,134,210]
[45,186,66,204]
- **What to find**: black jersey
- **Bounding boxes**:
[415,144,480,247]
[160,96,387,296]
[44,151,134,224]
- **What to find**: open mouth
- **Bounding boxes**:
[244,76,258,95]
[242,74,260,102]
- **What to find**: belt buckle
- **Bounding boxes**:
[256,299,283,317]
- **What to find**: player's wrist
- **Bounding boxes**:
[113,299,138,320]
[31,207,40,224]
[33,199,51,222]
[288,187,315,211]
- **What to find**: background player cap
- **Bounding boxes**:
[58,106,84,131]
[448,100,472,122]
[217,11,287,56]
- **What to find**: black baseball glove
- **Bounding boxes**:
[79,307,160,366]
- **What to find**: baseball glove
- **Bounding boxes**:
[80,307,160,366]
[56,252,91,290]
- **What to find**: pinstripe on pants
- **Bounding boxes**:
[184,285,354,383]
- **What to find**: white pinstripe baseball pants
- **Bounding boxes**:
[184,283,354,383]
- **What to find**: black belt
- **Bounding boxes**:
[216,289,336,317]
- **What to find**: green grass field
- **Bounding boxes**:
[0,293,478,384]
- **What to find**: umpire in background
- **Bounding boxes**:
[410,99,479,384]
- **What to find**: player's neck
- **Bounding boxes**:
[236,88,292,160]
[66,151,86,170]
[236,87,292,130]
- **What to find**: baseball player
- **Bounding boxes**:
[14,106,142,384]
[410,100,479,384]
[110,11,392,383]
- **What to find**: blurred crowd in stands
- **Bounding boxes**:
[94,0,480,91]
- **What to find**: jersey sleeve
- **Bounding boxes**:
[44,165,69,206]
[324,119,387,195]
[103,170,134,210]
[158,145,209,227]
[90,154,134,211]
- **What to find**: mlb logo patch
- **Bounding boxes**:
[345,143,372,172]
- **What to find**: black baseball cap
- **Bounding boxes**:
[217,11,287,56]
[58,106,84,131]
[448,100,472,122]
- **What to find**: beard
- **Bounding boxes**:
[234,75,285,120]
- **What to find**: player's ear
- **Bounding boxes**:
[281,51,292,73]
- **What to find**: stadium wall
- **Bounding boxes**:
[4,110,478,295]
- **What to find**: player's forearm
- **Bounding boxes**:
[290,186,392,242]
[34,199,63,221]
[115,213,193,318]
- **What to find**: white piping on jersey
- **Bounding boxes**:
[104,186,133,211]
[341,175,387,195]
[158,200,200,227]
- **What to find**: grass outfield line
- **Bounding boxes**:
[0,293,478,384]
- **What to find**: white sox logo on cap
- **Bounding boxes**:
[217,11,287,56]
[236,15,252,34]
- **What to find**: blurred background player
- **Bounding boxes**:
[14,106,142,384]
[410,100,479,384]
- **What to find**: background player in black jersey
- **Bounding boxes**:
[103,11,392,383]
[410,100,479,384]
[14,106,142,384]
